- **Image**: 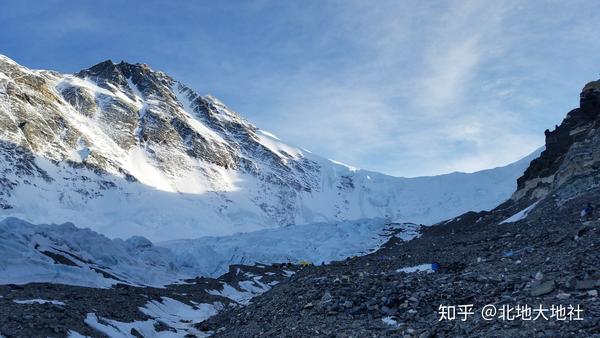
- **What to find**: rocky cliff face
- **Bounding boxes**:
[0,54,312,190]
[513,80,600,202]
[0,55,537,240]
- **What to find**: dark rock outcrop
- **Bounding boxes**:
[514,79,600,202]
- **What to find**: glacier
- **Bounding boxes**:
[0,217,416,286]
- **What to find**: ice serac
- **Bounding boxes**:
[0,55,539,240]
[0,217,183,287]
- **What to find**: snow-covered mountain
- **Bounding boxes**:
[0,54,540,241]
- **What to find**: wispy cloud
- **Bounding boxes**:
[243,0,547,176]
[1,0,599,176]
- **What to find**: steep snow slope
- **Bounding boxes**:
[0,55,541,240]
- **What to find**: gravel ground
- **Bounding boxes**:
[0,264,297,337]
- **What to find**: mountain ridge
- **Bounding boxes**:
[0,54,540,240]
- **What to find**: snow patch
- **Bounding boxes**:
[500,201,539,224]
[394,223,422,241]
[13,299,65,306]
[172,84,228,144]
[85,296,219,338]
[140,297,219,333]
[257,129,280,140]
[396,264,434,274]
[84,313,168,338]
[57,76,116,101]
[382,316,400,327]
[208,283,255,305]
[329,159,358,171]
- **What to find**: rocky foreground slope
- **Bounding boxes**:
[203,190,600,338]
[0,218,418,337]
[0,261,299,337]
[198,80,600,337]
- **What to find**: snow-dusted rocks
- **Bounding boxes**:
[81,298,221,337]
[513,79,600,203]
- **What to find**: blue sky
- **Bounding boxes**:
[1,0,599,176]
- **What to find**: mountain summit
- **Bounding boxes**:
[0,55,539,240]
